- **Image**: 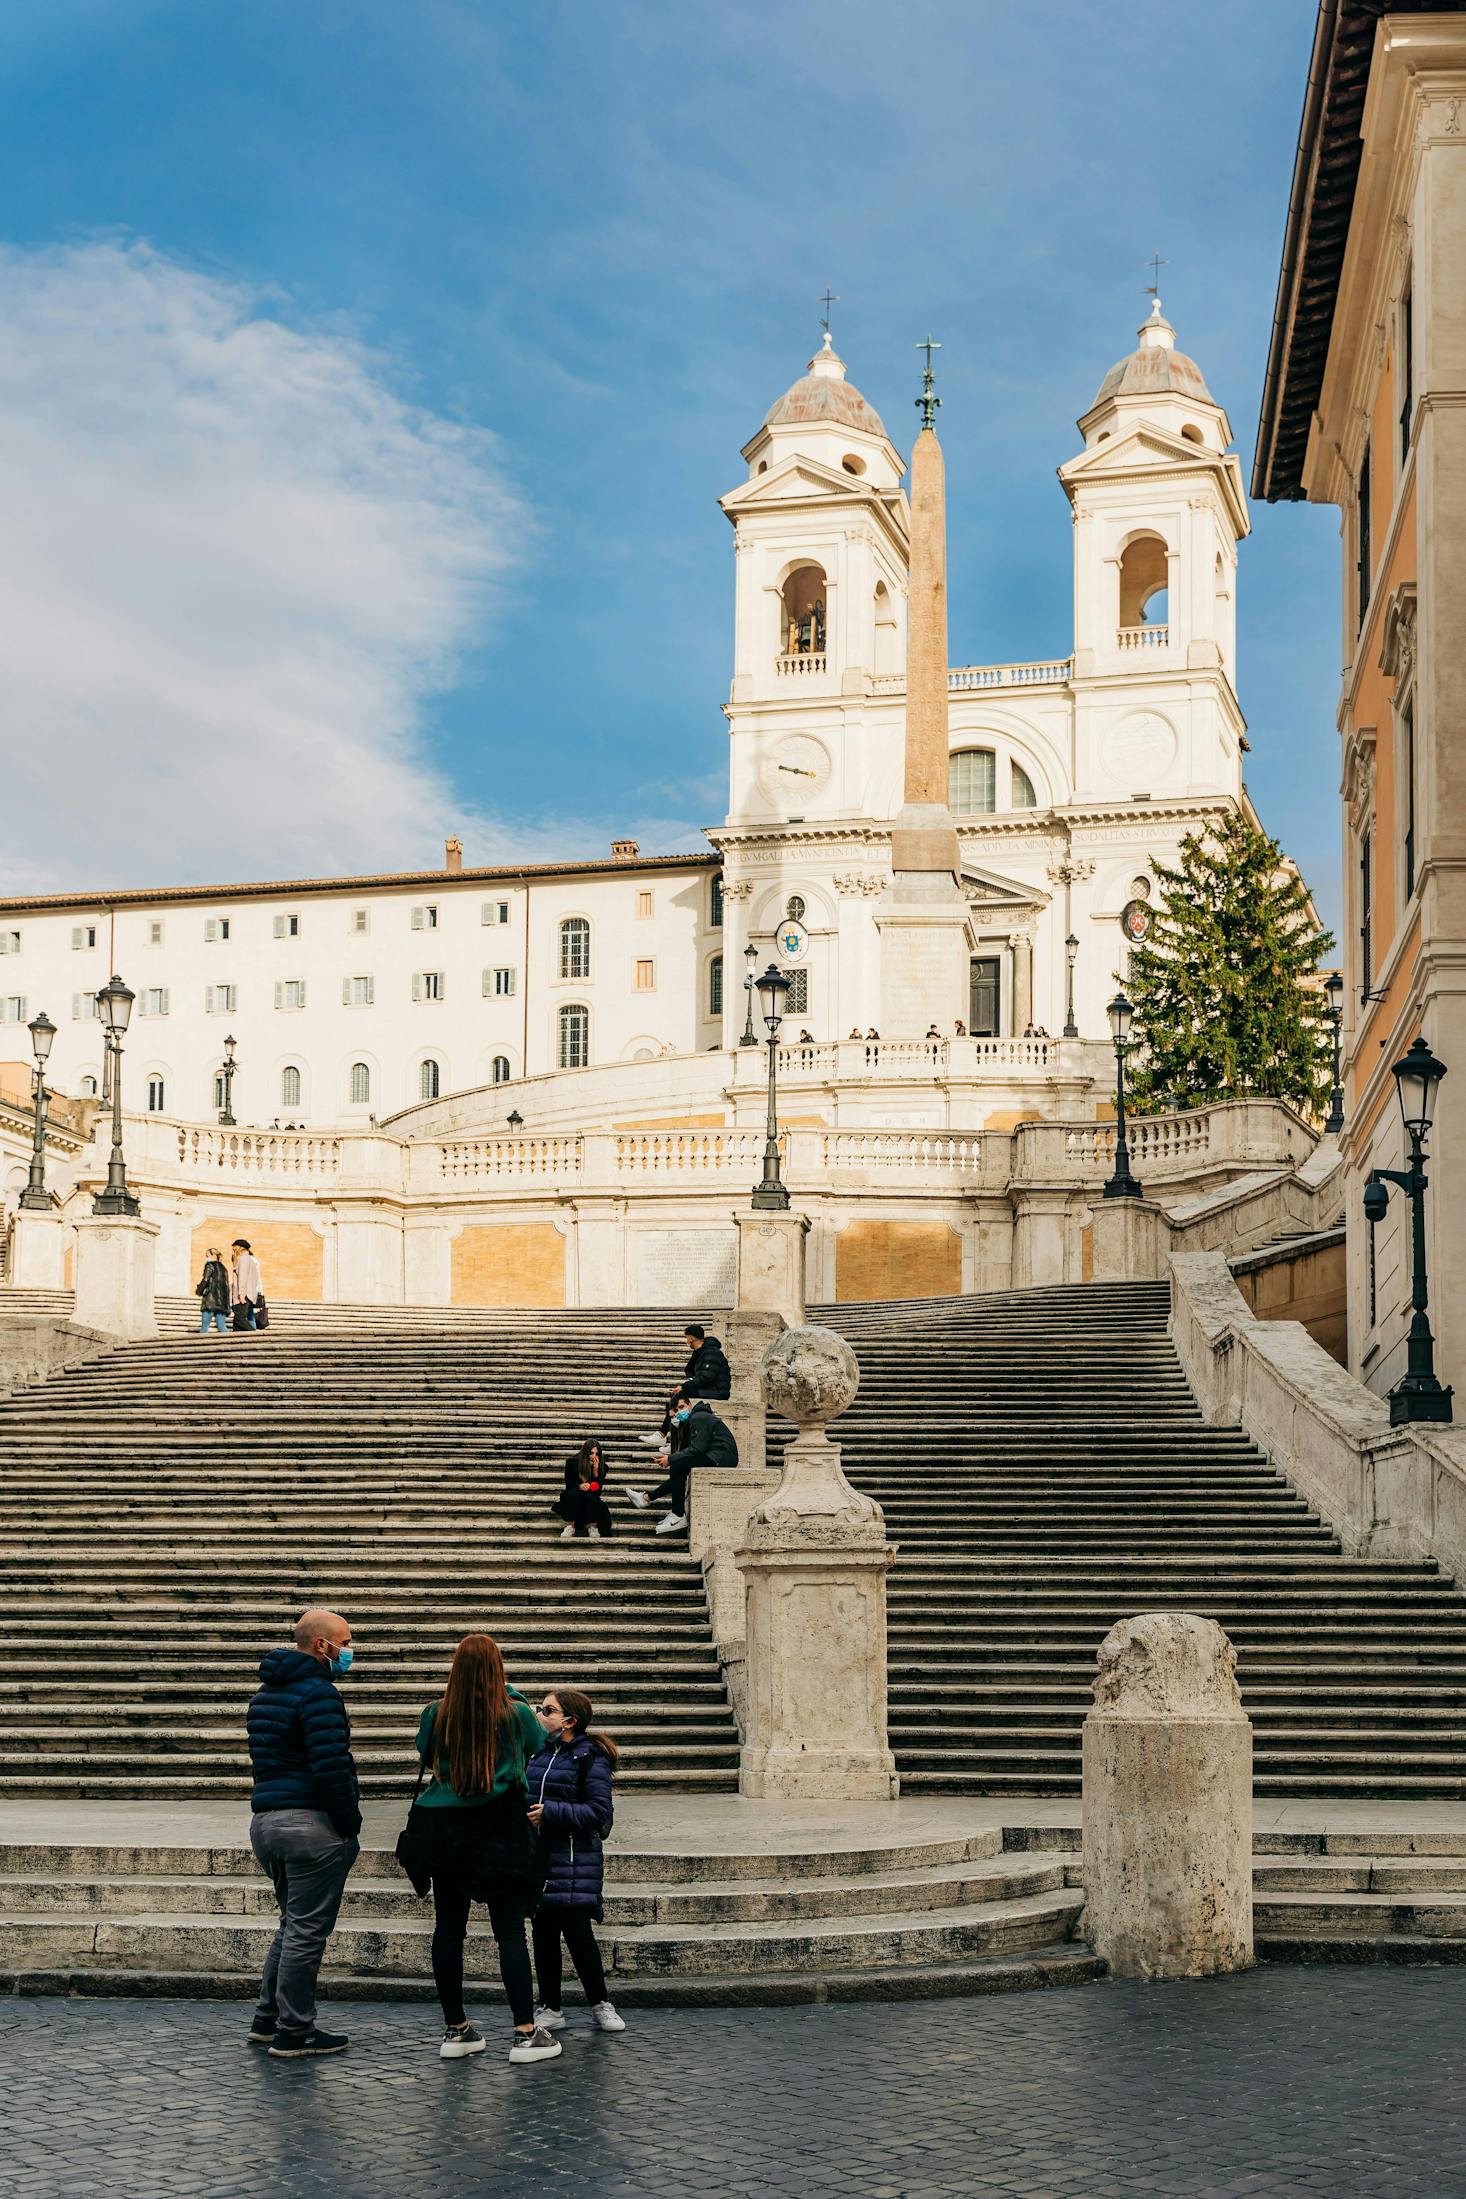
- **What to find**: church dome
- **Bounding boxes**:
[1092,300,1214,409]
[763,332,888,438]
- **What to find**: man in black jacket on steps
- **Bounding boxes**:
[245,1607,361,2059]
[625,1399,739,1535]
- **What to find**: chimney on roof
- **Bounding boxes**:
[611,838,640,861]
[445,835,463,874]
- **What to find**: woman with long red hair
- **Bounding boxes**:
[410,1633,557,2064]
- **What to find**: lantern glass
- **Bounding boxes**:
[1325,969,1343,1011]
[756,963,790,1033]
[1107,990,1134,1045]
[28,1010,56,1066]
[223,1034,237,1064]
[97,975,134,1035]
[1392,1034,1447,1139]
[1065,932,1078,967]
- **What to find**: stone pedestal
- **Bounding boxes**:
[8,1207,66,1290]
[735,1326,898,1800]
[71,1213,161,1343]
[874,876,973,1040]
[1081,1612,1253,1980]
[691,1308,783,1732]
[733,1209,808,1327]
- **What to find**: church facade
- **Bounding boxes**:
[3,303,1254,1148]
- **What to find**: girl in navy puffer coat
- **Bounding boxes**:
[525,1690,625,2034]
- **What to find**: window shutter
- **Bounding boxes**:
[272,913,284,938]
[205,919,216,942]
[205,986,214,1014]
[436,973,444,1001]
[412,973,423,1002]
[342,977,352,1006]
[274,981,283,1010]
[482,969,492,997]
[411,906,425,931]
[72,927,84,950]
[72,993,82,1020]
[297,981,306,1009]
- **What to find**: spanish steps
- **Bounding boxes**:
[2,1277,1466,1804]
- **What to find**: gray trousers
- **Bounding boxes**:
[250,1808,359,2033]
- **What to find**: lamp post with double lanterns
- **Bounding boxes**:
[1323,970,1345,1137]
[218,1033,238,1127]
[740,941,759,1048]
[18,1010,56,1211]
[1063,933,1080,1039]
[92,975,140,1218]
[751,962,791,1210]
[1102,988,1144,1201]
[1363,1034,1452,1426]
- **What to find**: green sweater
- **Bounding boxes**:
[414,1689,545,1808]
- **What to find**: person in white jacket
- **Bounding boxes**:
[231,1239,263,1331]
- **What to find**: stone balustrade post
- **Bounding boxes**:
[735,1326,898,1799]
[1081,1612,1253,1979]
[8,1207,66,1290]
[71,1211,161,1343]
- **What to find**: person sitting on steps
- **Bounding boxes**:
[636,1323,731,1451]
[554,1438,615,1541]
[625,1397,739,1535]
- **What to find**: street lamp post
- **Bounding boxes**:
[1102,988,1144,1201]
[1063,933,1080,1039]
[506,1109,524,1131]
[218,1034,238,1127]
[751,963,791,1210]
[739,941,759,1048]
[92,974,141,1218]
[1323,970,1345,1137]
[1363,1034,1452,1426]
[19,1010,56,1211]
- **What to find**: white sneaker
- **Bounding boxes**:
[655,1512,687,1535]
[532,2005,566,2031]
[440,2021,486,2059]
[624,1487,649,1509]
[588,1526,602,1540]
[509,2025,563,2064]
[591,2001,626,2032]
[636,1432,665,1449]
[559,1526,574,1541]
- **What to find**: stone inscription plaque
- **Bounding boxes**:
[633,1228,737,1308]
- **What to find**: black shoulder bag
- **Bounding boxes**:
[393,1748,435,1898]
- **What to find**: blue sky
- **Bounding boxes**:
[0,0,1342,930]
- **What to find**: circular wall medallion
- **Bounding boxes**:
[776,919,809,962]
[1120,899,1154,943]
[759,735,832,810]
[1104,711,1177,789]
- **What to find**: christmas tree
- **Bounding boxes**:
[1123,811,1335,1118]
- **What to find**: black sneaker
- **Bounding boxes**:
[268,2026,349,2058]
[247,2015,277,2046]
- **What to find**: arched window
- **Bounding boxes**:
[781,565,826,656]
[419,1058,440,1101]
[1181,423,1203,445]
[350,1062,371,1104]
[558,1004,589,1070]
[1119,535,1169,626]
[559,916,591,980]
[281,1066,302,1109]
[709,955,724,1017]
[492,1055,511,1085]
[874,580,899,673]
[146,1076,166,1113]
[80,1074,98,1097]
[1011,763,1037,810]
[949,748,996,814]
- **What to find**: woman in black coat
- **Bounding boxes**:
[195,1246,230,1336]
[553,1439,615,1540]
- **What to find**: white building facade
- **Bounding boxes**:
[3,303,1253,1146]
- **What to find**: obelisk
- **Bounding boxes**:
[877,339,972,1034]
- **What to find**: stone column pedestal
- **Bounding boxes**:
[1081,1612,1253,1980]
[8,1208,66,1290]
[691,1308,784,1733]
[71,1213,161,1343]
[733,1209,809,1327]
[735,1326,898,1801]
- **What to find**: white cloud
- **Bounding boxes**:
[0,239,554,892]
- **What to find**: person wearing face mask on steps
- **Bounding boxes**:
[624,1397,739,1536]
[245,1607,362,2059]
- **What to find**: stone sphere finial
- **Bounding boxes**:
[1092,1612,1243,1720]
[760,1324,860,1432]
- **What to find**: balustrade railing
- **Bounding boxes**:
[819,1128,990,1176]
[615,1128,765,1175]
[775,652,827,677]
[1116,624,1169,651]
[174,1126,343,1180]
[872,657,1072,696]
[437,1135,582,1181]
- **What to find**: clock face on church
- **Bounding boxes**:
[759,736,831,811]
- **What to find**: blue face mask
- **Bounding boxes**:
[330,1646,354,1678]
[674,1407,690,1424]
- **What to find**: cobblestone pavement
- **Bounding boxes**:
[7,1969,1466,2198]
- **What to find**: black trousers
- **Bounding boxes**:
[532,1903,608,2009]
[648,1457,691,1512]
[431,1874,535,2029]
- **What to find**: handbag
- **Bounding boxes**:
[255,1295,270,1331]
[393,1710,539,1902]
[394,1753,434,1898]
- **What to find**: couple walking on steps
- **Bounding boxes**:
[245,1611,621,2066]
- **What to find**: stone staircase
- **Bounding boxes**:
[0,1301,745,1797]
[0,1818,1097,2006]
[819,1282,1466,1801]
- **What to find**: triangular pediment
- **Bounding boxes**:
[1060,422,1227,483]
[721,454,891,514]
[960,860,1051,911]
